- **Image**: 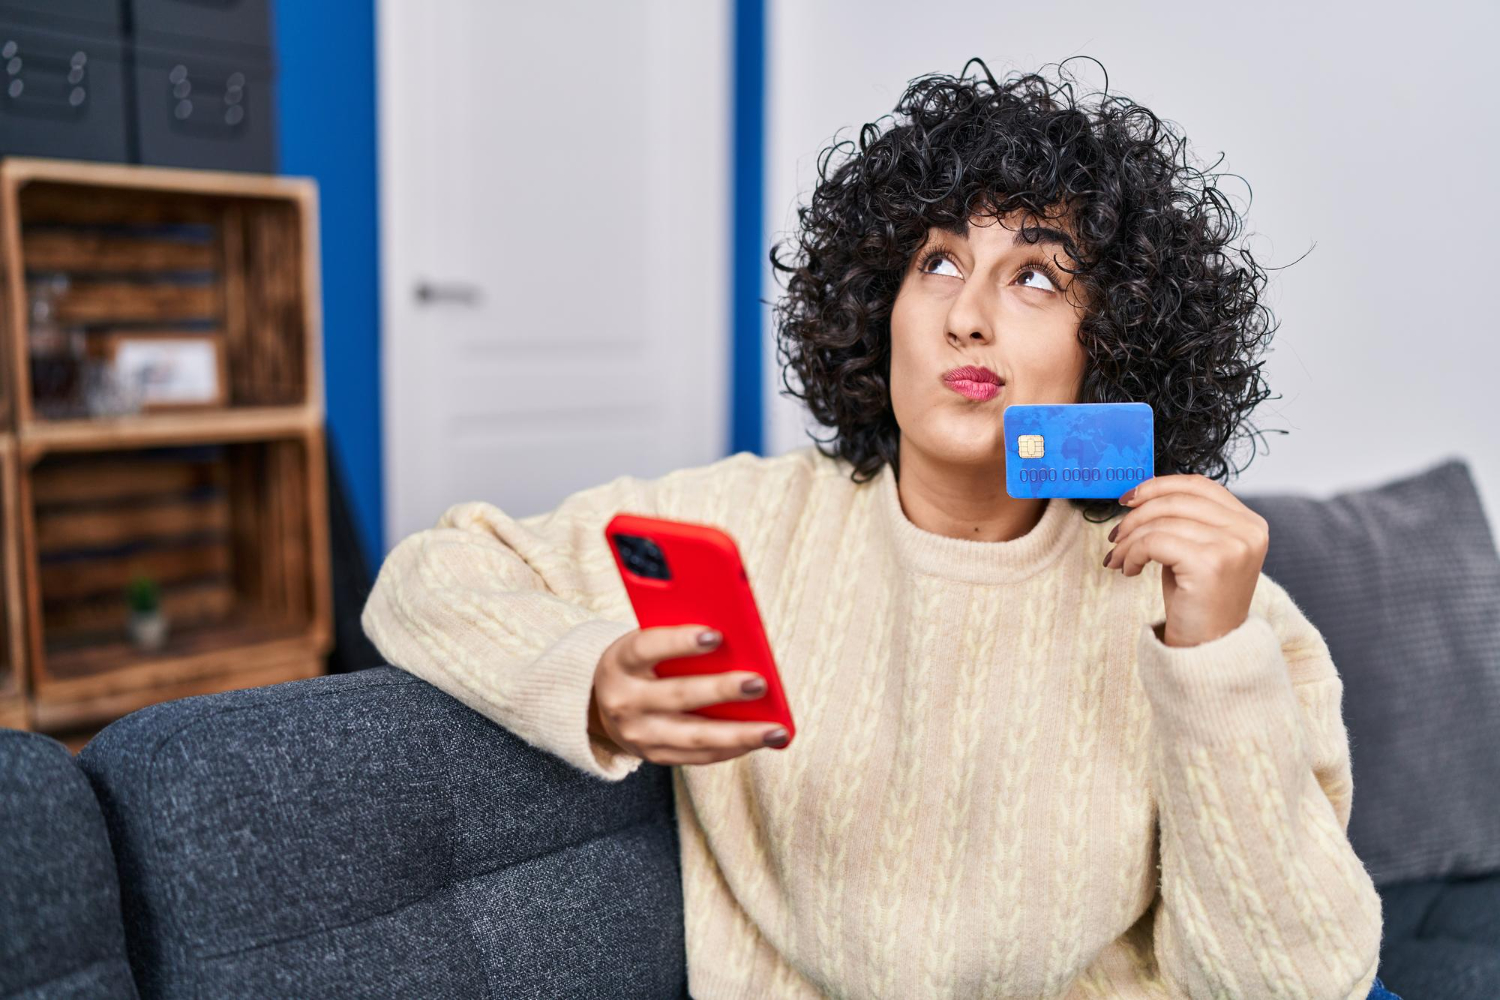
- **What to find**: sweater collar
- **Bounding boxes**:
[872,460,1083,584]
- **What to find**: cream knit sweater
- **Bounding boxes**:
[362,444,1384,1000]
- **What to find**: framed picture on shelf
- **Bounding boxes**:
[98,331,228,412]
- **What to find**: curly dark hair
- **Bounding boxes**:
[769,56,1288,524]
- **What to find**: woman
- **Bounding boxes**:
[363,58,1389,999]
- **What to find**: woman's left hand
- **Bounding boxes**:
[1103,474,1269,648]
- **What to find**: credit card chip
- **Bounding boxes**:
[1018,434,1045,458]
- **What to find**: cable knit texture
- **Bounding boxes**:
[362,445,1385,1000]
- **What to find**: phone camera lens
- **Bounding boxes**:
[614,533,671,579]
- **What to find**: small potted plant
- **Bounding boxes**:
[126,575,168,651]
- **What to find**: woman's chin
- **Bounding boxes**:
[914,427,1004,468]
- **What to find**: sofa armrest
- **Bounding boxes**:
[76,666,686,998]
[0,729,139,999]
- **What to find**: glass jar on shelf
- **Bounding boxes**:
[28,274,145,420]
[81,352,145,418]
[27,274,86,419]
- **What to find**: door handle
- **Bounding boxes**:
[414,280,483,306]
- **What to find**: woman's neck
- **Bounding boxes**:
[894,439,1047,543]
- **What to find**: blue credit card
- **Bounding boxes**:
[1002,402,1154,499]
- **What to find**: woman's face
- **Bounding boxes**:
[888,209,1090,468]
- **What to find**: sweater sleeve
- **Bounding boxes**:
[1137,574,1384,1000]
[361,458,748,783]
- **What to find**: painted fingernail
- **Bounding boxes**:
[764,727,789,747]
[1108,524,1119,542]
[1120,489,1137,505]
[697,629,721,647]
[742,676,767,696]
[1103,548,1114,566]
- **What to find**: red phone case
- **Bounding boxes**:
[603,513,795,747]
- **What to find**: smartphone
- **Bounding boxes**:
[603,513,796,747]
[1002,402,1154,500]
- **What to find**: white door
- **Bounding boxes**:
[377,0,733,549]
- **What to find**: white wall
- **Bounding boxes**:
[763,0,1500,522]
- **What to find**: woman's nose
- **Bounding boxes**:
[947,325,993,346]
[945,283,997,345]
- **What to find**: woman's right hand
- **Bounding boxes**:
[588,624,789,765]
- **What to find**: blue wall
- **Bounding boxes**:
[732,0,766,455]
[272,0,383,564]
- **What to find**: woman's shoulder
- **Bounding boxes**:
[630,443,854,497]
[649,444,859,523]
[514,444,857,532]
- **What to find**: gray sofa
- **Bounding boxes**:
[2,457,1497,998]
[2,671,687,999]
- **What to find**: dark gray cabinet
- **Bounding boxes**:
[0,0,276,170]
[0,21,130,162]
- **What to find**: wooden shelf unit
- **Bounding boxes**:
[0,158,333,735]
[0,438,27,731]
[0,156,325,428]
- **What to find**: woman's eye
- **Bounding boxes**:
[923,254,960,278]
[1017,266,1057,292]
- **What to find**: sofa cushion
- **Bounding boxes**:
[1242,458,1500,885]
[0,729,139,999]
[1377,873,1500,1000]
[76,667,685,999]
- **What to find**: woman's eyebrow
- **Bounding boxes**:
[1012,226,1073,250]
[933,221,1075,250]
